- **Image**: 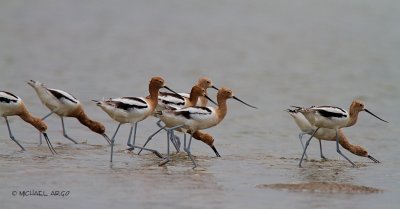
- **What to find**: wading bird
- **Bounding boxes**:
[139,85,217,165]
[158,87,257,168]
[27,80,111,145]
[154,77,220,150]
[286,108,379,163]
[93,76,178,162]
[293,100,388,167]
[0,91,56,154]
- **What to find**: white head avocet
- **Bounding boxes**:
[92,76,178,162]
[286,108,379,164]
[293,100,388,167]
[0,91,56,154]
[158,87,257,168]
[139,85,217,166]
[27,80,111,145]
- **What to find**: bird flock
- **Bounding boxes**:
[0,76,389,168]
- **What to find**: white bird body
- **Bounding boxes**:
[287,109,337,140]
[27,81,80,116]
[27,80,110,145]
[0,91,23,116]
[93,77,176,162]
[96,97,152,124]
[293,100,388,167]
[0,91,56,153]
[300,106,349,130]
[160,106,220,131]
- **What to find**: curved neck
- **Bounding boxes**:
[338,131,367,157]
[347,109,360,127]
[18,104,46,132]
[148,83,161,110]
[189,91,200,107]
[71,106,105,134]
[191,130,214,146]
[216,95,228,122]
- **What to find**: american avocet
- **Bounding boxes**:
[286,108,379,163]
[142,85,217,150]
[0,91,56,154]
[93,76,178,162]
[154,77,219,150]
[294,100,388,167]
[159,87,257,168]
[139,86,217,165]
[27,80,111,145]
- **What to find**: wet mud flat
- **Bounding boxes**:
[257,182,383,194]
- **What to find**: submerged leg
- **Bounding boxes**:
[4,117,25,151]
[61,117,78,144]
[335,129,355,167]
[299,128,319,167]
[110,123,122,162]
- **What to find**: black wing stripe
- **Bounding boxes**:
[112,101,147,110]
[48,89,78,104]
[176,106,212,119]
[317,109,347,118]
[122,97,147,104]
[0,91,18,103]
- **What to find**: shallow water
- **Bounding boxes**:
[1,1,400,208]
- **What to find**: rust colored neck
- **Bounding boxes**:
[347,107,360,127]
[18,103,47,132]
[188,90,201,107]
[189,130,214,147]
[147,82,162,111]
[71,106,105,134]
[216,95,228,123]
[338,130,368,157]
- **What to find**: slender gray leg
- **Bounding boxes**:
[110,123,122,162]
[183,133,197,169]
[156,119,180,150]
[156,120,164,128]
[127,123,138,149]
[319,139,327,160]
[138,125,166,155]
[41,112,54,120]
[4,117,25,151]
[39,133,43,145]
[126,125,134,147]
[335,129,355,167]
[61,117,78,144]
[299,128,319,167]
[169,129,180,152]
[159,131,171,166]
[298,133,308,160]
